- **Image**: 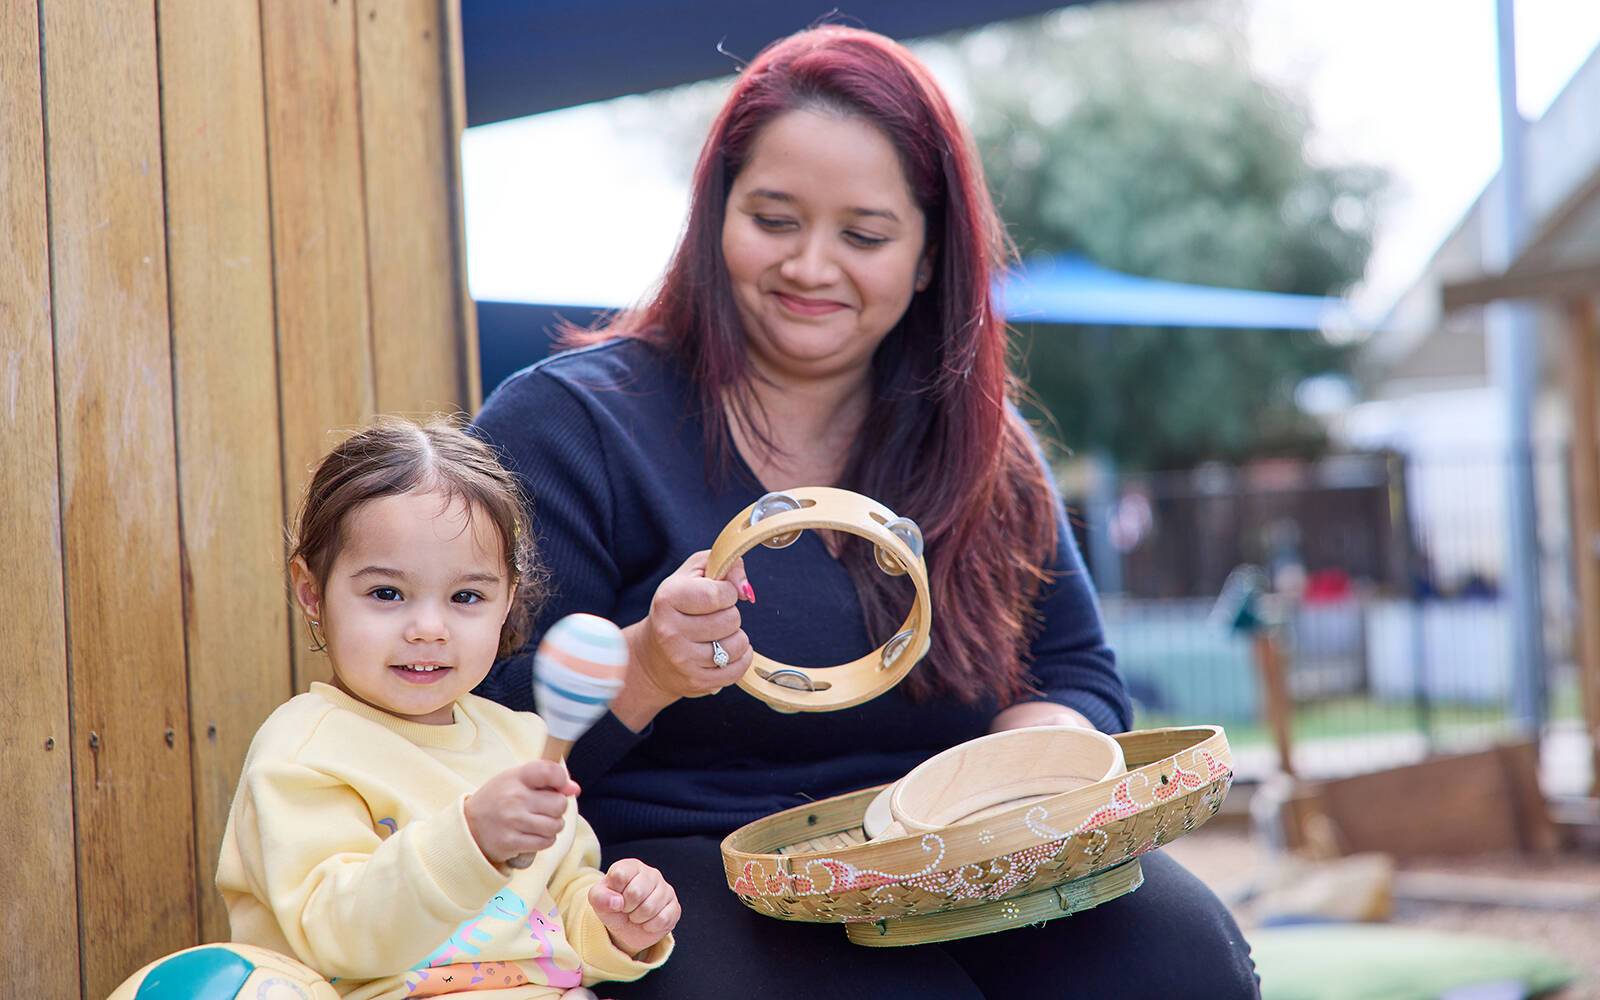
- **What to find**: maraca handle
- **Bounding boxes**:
[505,739,576,869]
[540,737,573,763]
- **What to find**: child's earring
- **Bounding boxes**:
[915,263,932,292]
[305,617,327,653]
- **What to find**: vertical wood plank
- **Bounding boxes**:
[157,0,293,943]
[442,0,482,412]
[1566,297,1600,796]
[356,0,476,416]
[261,0,375,691]
[0,5,81,996]
[38,1,197,993]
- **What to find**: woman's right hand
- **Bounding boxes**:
[614,550,754,728]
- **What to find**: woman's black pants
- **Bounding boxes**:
[601,834,1259,999]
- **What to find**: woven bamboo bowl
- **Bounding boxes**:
[721,725,1232,946]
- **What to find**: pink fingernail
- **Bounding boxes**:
[739,581,756,604]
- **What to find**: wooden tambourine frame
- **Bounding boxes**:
[706,487,932,713]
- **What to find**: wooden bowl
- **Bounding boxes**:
[885,726,1126,836]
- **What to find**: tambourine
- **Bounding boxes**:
[706,487,932,713]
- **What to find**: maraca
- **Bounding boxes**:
[507,613,630,868]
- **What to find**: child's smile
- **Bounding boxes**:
[392,661,454,683]
[295,488,513,725]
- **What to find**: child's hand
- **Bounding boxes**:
[464,761,579,865]
[587,858,680,957]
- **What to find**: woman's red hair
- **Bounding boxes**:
[571,25,1058,705]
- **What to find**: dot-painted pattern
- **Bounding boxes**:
[730,738,1234,925]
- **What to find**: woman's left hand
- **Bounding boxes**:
[989,701,1096,734]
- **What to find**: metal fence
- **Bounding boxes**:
[1068,449,1583,784]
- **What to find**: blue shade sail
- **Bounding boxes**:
[999,255,1346,331]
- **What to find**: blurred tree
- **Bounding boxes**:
[940,1,1386,470]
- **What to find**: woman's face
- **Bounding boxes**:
[722,108,931,385]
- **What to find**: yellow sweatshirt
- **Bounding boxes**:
[216,683,670,999]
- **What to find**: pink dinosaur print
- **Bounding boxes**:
[402,890,586,993]
[527,903,582,988]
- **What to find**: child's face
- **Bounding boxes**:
[294,489,513,725]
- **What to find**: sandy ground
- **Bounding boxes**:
[1163,824,1600,999]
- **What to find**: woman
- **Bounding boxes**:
[473,25,1257,998]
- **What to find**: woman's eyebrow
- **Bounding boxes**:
[847,206,900,223]
[746,188,901,224]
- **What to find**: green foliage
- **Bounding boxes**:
[942,2,1386,469]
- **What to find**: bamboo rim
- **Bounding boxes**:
[843,859,1145,947]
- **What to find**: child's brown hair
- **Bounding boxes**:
[290,416,545,657]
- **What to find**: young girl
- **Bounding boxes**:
[215,417,677,999]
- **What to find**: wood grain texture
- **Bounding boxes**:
[890,726,1123,832]
[39,1,197,993]
[260,0,375,691]
[1296,741,1553,858]
[157,0,293,944]
[0,4,80,996]
[356,0,474,417]
[441,0,481,411]
[706,487,933,711]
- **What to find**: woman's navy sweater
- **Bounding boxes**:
[470,338,1130,846]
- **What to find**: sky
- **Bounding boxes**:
[461,0,1600,325]
[1246,0,1600,316]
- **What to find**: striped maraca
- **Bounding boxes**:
[507,613,629,869]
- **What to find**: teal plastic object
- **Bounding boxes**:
[1214,565,1271,636]
[1227,587,1267,635]
[135,946,255,1000]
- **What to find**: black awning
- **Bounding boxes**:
[463,1,1098,126]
